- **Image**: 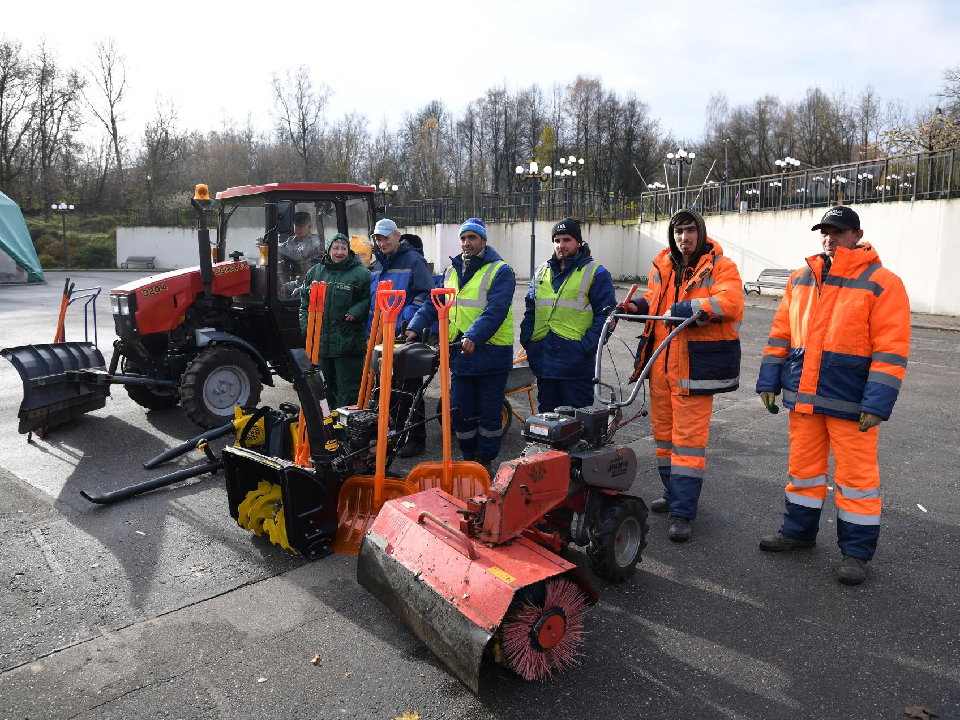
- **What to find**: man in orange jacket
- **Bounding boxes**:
[756,206,910,586]
[624,209,743,542]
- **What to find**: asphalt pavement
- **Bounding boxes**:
[0,271,958,720]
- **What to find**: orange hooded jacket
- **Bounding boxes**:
[756,242,910,421]
[634,213,744,395]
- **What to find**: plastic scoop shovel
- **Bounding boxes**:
[405,288,490,499]
[332,289,418,555]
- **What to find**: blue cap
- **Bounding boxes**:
[459,217,487,241]
[374,218,398,237]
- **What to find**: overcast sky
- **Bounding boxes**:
[5,0,959,146]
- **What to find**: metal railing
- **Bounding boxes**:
[386,197,463,226]
[480,188,635,224]
[123,208,218,227]
[635,147,959,222]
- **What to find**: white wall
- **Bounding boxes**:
[117,198,960,315]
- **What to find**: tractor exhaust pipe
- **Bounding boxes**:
[192,185,214,298]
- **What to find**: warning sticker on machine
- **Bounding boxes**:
[487,566,516,584]
[528,424,549,436]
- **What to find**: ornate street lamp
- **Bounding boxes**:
[51,202,75,268]
[377,179,399,213]
[515,160,553,277]
[666,148,695,188]
[558,154,585,216]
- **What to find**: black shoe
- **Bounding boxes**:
[668,517,692,542]
[397,441,425,458]
[837,555,869,585]
[650,498,670,514]
[476,457,497,473]
[759,532,816,552]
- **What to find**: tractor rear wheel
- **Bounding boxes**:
[180,345,261,428]
[121,358,180,411]
[586,497,648,583]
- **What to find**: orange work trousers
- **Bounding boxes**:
[780,410,881,560]
[649,354,714,520]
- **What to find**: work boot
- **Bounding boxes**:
[837,555,869,586]
[650,498,670,514]
[397,441,425,458]
[668,517,692,542]
[477,457,497,474]
[759,532,816,552]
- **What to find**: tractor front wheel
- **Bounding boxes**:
[586,497,648,583]
[180,345,261,428]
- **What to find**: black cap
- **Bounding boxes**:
[293,211,311,226]
[552,216,582,243]
[400,233,424,255]
[812,206,860,231]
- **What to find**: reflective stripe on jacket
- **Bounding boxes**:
[445,261,514,346]
[530,260,598,341]
[639,239,743,395]
[755,242,910,420]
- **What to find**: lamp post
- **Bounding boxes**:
[667,148,695,212]
[647,181,665,219]
[377,179,399,215]
[51,202,75,268]
[558,154,585,216]
[515,160,553,278]
[774,157,801,173]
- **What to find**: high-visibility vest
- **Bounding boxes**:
[531,260,598,341]
[444,260,514,346]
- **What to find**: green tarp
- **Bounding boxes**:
[0,191,43,283]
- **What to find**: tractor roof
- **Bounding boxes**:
[216,182,375,200]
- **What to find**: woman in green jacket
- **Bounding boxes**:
[299,233,372,408]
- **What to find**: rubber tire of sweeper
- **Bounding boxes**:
[586,497,649,583]
[180,345,262,429]
[121,358,180,411]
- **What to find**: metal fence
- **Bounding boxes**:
[123,208,218,227]
[636,148,960,222]
[480,188,635,224]
[386,197,463,226]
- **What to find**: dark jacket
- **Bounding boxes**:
[299,249,371,357]
[409,246,515,376]
[366,241,434,335]
[520,243,616,380]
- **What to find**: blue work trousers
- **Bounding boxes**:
[449,372,509,461]
[536,378,595,414]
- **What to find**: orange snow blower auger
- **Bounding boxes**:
[332,289,418,555]
[405,288,490,499]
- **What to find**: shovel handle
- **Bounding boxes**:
[417,511,478,560]
[377,289,405,321]
[622,283,639,306]
[431,287,456,319]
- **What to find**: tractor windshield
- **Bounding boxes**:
[277,200,337,299]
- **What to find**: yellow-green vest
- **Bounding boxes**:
[531,260,598,341]
[444,261,514,346]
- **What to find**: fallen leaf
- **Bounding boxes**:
[89,563,100,569]
[311,654,322,666]
[344,671,352,678]
[905,705,939,720]
[257,677,267,684]
[395,713,420,720]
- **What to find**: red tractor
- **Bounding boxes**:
[3,183,378,432]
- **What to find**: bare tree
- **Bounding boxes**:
[31,42,84,216]
[271,66,331,181]
[83,38,127,201]
[0,37,34,193]
[140,98,186,217]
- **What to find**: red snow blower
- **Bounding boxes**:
[357,301,704,692]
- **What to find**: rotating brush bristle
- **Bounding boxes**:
[500,577,588,681]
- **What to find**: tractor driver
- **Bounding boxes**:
[279,211,324,298]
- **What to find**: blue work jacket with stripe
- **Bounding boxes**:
[366,241,435,335]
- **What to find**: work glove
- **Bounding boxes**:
[759,391,779,414]
[859,412,882,432]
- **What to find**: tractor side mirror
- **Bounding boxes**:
[275,200,294,235]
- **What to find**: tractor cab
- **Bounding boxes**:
[215,183,377,360]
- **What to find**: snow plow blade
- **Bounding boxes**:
[1,342,110,434]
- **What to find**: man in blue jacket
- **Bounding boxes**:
[520,217,616,413]
[406,218,515,468]
[368,218,435,457]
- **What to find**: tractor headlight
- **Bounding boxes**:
[117,294,131,316]
[110,294,120,314]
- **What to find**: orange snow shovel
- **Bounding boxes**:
[294,280,326,468]
[332,289,417,555]
[357,280,392,408]
[406,288,490,499]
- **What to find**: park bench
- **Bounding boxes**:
[120,255,156,269]
[743,268,793,295]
